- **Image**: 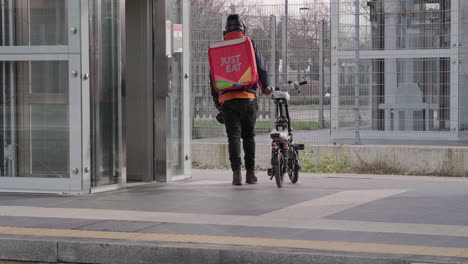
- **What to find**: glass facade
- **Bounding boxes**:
[0,0,68,46]
[0,0,190,192]
[0,60,70,178]
[0,0,80,189]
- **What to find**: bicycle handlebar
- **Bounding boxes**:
[275,81,308,92]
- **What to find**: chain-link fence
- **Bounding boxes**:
[192,0,468,146]
[192,2,332,143]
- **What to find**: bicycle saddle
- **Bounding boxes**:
[272,91,290,101]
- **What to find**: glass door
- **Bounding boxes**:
[0,0,83,192]
[88,0,123,189]
[169,0,191,179]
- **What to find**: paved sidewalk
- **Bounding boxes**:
[1,170,468,263]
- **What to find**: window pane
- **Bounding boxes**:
[0,0,68,46]
[0,61,69,178]
[30,104,69,176]
[30,61,68,94]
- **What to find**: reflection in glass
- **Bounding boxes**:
[0,0,68,46]
[89,0,121,187]
[30,61,68,94]
[30,104,68,176]
[0,61,69,178]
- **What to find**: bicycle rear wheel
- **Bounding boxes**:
[291,166,299,183]
[289,151,299,183]
[274,153,283,188]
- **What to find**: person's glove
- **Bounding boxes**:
[213,100,222,111]
[262,86,273,95]
[216,112,225,124]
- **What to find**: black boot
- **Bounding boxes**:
[246,170,258,184]
[232,170,242,186]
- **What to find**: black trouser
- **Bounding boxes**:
[222,99,258,171]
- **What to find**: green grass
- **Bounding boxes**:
[193,120,224,128]
[292,104,321,108]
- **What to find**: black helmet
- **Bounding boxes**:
[225,14,246,35]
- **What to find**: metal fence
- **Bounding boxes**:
[191,2,332,142]
[191,0,468,146]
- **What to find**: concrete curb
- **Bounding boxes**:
[0,237,57,263]
[1,236,467,264]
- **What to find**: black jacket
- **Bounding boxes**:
[211,37,269,102]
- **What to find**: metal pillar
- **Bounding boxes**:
[281,17,287,83]
[221,12,227,37]
[451,0,460,133]
[7,0,16,176]
[1,0,6,176]
[270,15,276,128]
[183,0,192,176]
[284,0,288,84]
[230,4,236,14]
[1,0,5,45]
[384,0,399,131]
[319,19,325,129]
[353,0,361,144]
[330,0,339,132]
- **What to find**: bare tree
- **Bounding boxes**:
[286,0,330,84]
[190,0,228,13]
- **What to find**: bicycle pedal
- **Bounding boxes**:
[267,168,273,176]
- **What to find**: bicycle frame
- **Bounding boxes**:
[268,81,306,188]
[273,98,292,136]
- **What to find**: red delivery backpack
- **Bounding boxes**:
[208,36,259,94]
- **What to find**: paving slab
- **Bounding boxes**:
[327,195,468,225]
[0,169,468,263]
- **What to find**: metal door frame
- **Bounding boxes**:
[182,0,191,178]
[153,0,191,182]
[0,0,85,193]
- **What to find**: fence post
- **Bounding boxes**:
[230,4,236,14]
[221,12,227,38]
[281,17,288,84]
[270,15,277,128]
[319,19,325,129]
[285,0,288,84]
[354,0,361,144]
[330,0,339,134]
